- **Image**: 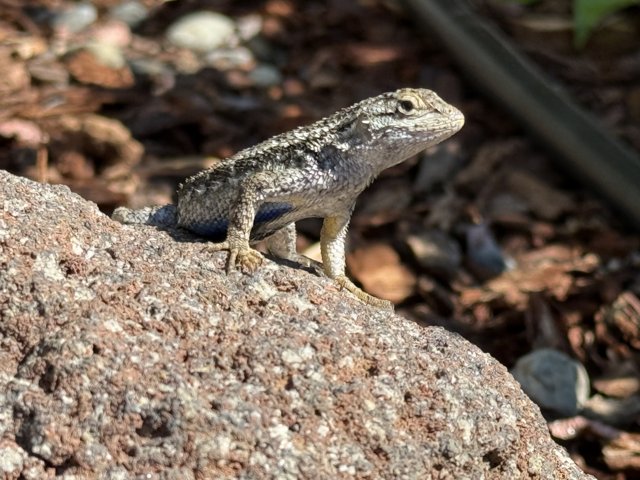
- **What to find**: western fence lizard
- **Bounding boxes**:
[113,88,464,308]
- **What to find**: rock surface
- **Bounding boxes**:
[0,170,592,479]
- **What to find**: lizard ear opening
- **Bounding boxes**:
[336,116,373,146]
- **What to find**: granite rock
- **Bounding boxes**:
[0,171,593,479]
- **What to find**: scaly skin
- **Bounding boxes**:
[123,89,465,308]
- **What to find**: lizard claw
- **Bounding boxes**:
[335,275,394,310]
[233,246,263,273]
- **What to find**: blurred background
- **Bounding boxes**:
[1,0,639,477]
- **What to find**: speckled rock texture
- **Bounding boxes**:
[0,170,592,479]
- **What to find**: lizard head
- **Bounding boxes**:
[356,88,464,170]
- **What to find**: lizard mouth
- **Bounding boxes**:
[440,107,465,133]
[453,109,465,129]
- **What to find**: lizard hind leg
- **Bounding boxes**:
[320,213,393,310]
[264,223,324,275]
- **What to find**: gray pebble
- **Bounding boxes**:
[465,222,514,280]
[52,3,97,33]
[236,14,263,41]
[129,58,170,76]
[205,47,254,70]
[166,11,236,53]
[110,1,149,27]
[248,64,282,87]
[511,348,590,417]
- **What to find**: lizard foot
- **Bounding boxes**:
[205,241,264,274]
[286,254,325,277]
[335,275,393,310]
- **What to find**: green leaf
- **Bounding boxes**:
[574,0,640,48]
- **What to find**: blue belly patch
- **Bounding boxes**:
[188,218,229,239]
[189,202,293,239]
[255,202,293,223]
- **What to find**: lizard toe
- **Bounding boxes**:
[204,240,231,253]
[335,275,394,310]
[226,249,238,273]
[201,241,236,272]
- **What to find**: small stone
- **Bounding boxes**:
[166,11,236,53]
[204,47,254,70]
[91,20,132,48]
[465,223,513,281]
[129,58,170,76]
[511,348,590,417]
[236,14,263,41]
[84,42,126,69]
[27,55,70,85]
[52,3,98,33]
[110,1,149,27]
[248,64,282,87]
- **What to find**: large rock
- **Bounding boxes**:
[0,170,591,479]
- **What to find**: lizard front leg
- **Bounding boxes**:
[321,211,393,309]
[207,175,272,273]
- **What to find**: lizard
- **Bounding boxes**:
[113,88,464,308]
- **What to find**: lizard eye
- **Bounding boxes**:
[398,99,415,114]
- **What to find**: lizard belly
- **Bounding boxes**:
[180,201,295,241]
[249,202,296,240]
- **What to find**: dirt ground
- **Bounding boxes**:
[1,1,639,477]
